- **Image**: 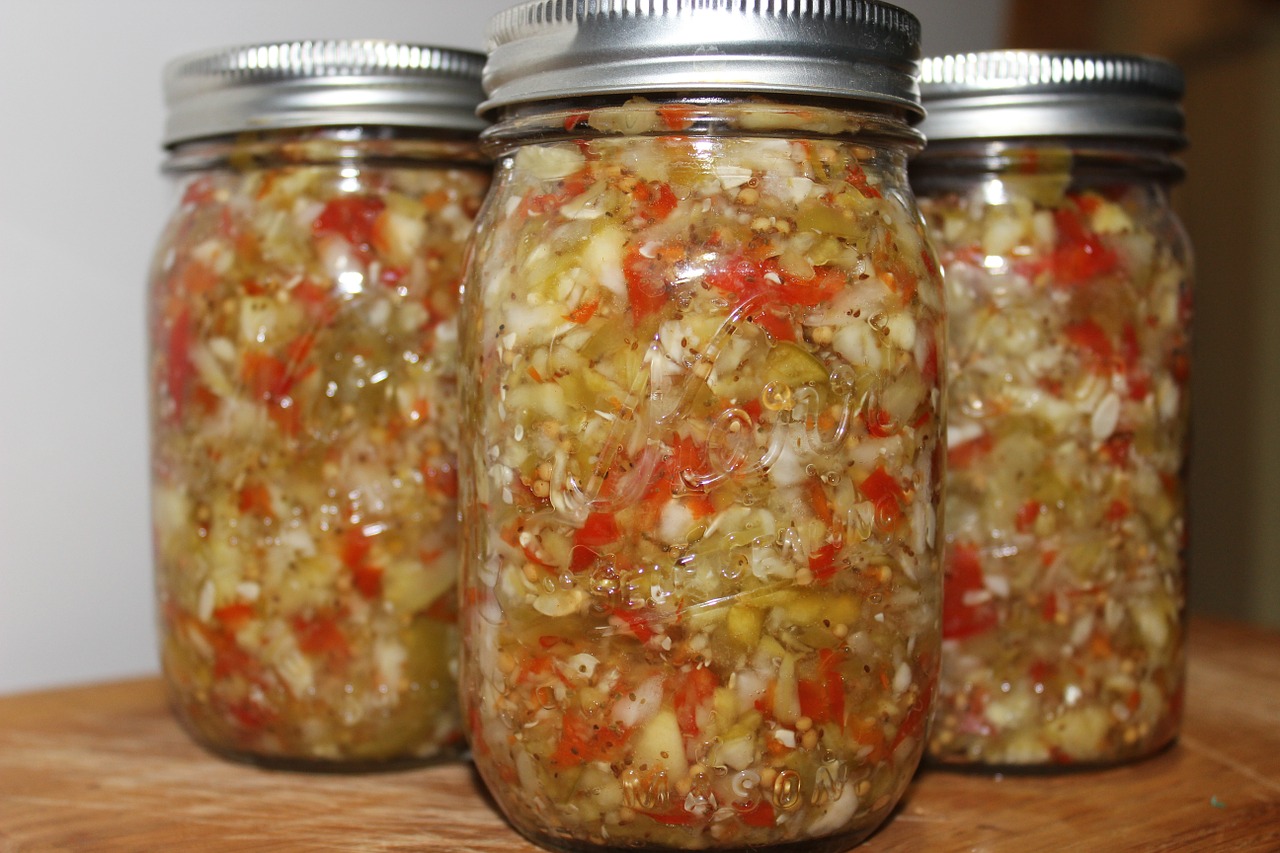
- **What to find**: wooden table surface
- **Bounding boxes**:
[1,617,1277,852]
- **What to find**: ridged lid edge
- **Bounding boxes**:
[917,51,1186,147]
[480,0,923,119]
[168,40,486,83]
[486,0,921,49]
[920,50,1184,98]
[163,40,488,146]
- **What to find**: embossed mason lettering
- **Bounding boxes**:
[772,768,804,811]
[813,759,850,805]
[621,768,672,812]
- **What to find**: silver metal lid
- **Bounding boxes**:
[918,51,1185,148]
[163,40,488,146]
[481,0,923,120]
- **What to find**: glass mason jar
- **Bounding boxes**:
[911,52,1193,767]
[148,41,491,769]
[458,3,944,849]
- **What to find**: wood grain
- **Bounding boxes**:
[1,617,1277,852]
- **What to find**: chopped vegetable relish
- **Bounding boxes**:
[919,169,1190,766]
[149,134,489,766]
[459,101,944,848]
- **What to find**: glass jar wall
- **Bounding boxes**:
[912,52,1192,768]
[148,41,491,769]
[458,3,944,849]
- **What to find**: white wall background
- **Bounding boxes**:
[0,0,1008,694]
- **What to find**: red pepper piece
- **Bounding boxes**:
[808,541,841,583]
[775,265,844,307]
[949,431,993,470]
[291,278,340,325]
[684,493,717,519]
[1120,324,1152,399]
[873,235,918,302]
[707,256,771,302]
[1105,498,1131,521]
[708,256,843,309]
[224,698,275,732]
[237,483,275,519]
[890,673,934,752]
[738,800,776,827]
[857,465,905,531]
[240,335,316,434]
[1120,323,1142,364]
[657,432,710,496]
[1040,591,1059,622]
[753,681,776,717]
[569,511,622,571]
[576,511,621,546]
[211,638,258,681]
[1064,318,1115,364]
[845,161,882,199]
[421,583,457,621]
[632,181,679,223]
[747,306,796,341]
[644,806,702,826]
[798,648,846,727]
[848,717,888,763]
[292,614,351,666]
[313,196,386,261]
[920,246,940,280]
[942,542,998,640]
[213,602,255,633]
[623,243,669,322]
[673,666,718,737]
[349,564,383,599]
[864,406,896,437]
[175,259,220,298]
[1014,499,1042,533]
[921,338,939,386]
[807,480,834,528]
[612,608,657,643]
[164,307,196,418]
[517,168,593,219]
[1050,206,1118,286]
[551,711,630,769]
[422,461,459,498]
[563,298,600,324]
[1074,192,1104,216]
[1101,432,1134,467]
[240,350,296,403]
[341,526,383,599]
[240,348,290,394]
[181,176,216,206]
[1028,658,1056,688]
[658,103,696,131]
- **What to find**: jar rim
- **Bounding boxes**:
[479,0,923,121]
[917,51,1186,149]
[162,40,488,147]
